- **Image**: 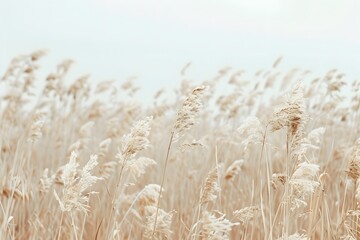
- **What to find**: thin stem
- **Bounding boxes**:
[260,124,270,239]
[107,155,129,239]
[80,213,86,240]
[112,156,129,204]
[152,131,174,239]
[214,145,222,211]
[187,203,202,240]
[71,211,78,240]
[118,188,146,228]
[57,212,63,240]
[283,131,290,239]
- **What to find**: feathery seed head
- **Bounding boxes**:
[173,85,207,140]
[30,49,48,61]
[200,167,220,205]
[117,116,153,162]
[39,168,54,194]
[225,159,244,180]
[233,206,259,224]
[270,84,307,137]
[347,138,360,182]
[271,173,287,189]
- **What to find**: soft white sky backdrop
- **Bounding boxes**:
[1,0,359,100]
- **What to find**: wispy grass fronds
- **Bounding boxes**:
[98,138,112,157]
[233,206,259,225]
[289,162,320,210]
[237,116,264,152]
[126,157,157,183]
[144,206,175,240]
[39,168,55,194]
[138,184,163,213]
[276,233,307,240]
[1,52,359,239]
[199,211,238,240]
[54,152,101,213]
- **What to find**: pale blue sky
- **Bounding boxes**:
[1,0,359,100]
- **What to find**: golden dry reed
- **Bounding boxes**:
[0,50,360,240]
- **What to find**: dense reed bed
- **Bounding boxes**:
[0,50,359,239]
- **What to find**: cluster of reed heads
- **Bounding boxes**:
[0,50,360,240]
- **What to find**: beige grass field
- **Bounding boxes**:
[0,50,359,240]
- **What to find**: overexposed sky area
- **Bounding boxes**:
[1,0,359,100]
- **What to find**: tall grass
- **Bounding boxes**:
[0,50,359,239]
